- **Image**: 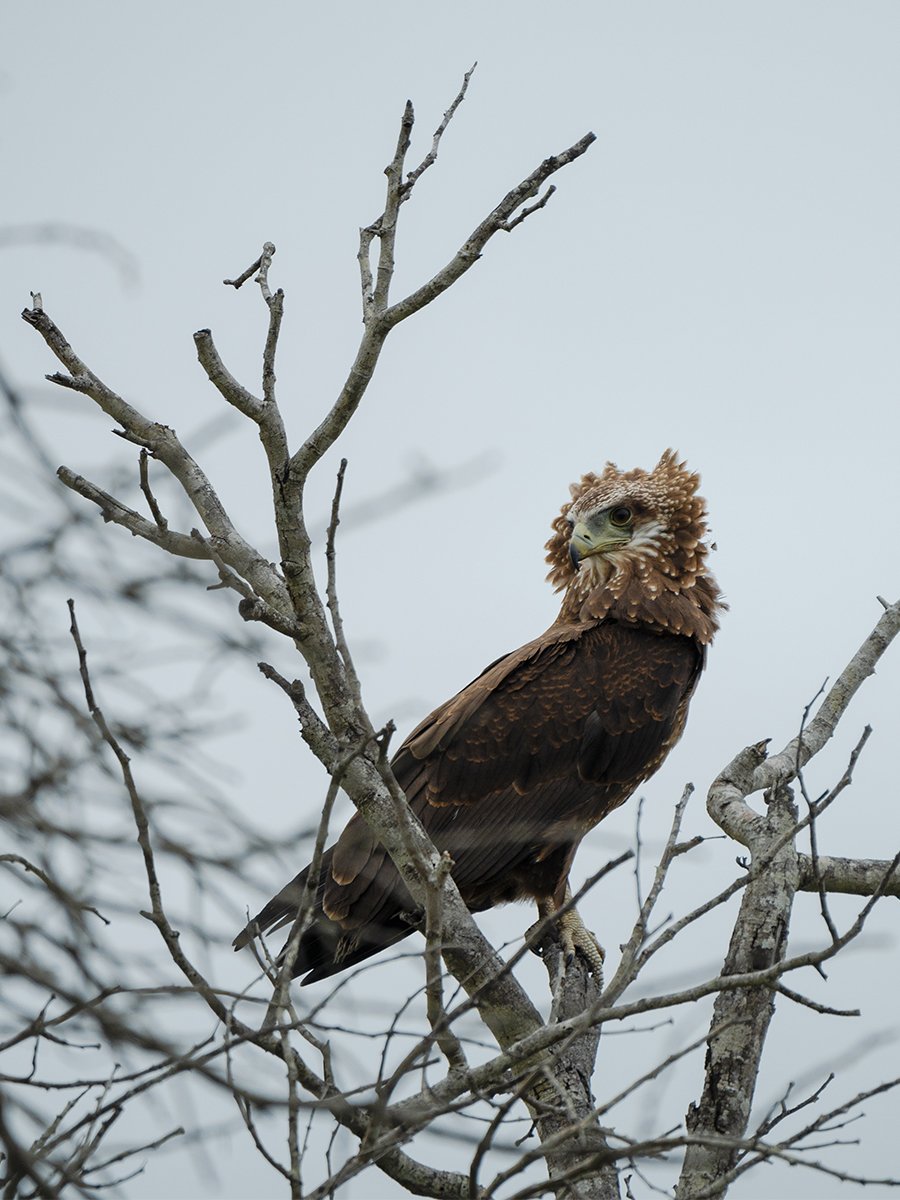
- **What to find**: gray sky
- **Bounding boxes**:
[3,3,900,1197]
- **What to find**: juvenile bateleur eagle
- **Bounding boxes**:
[234,450,724,983]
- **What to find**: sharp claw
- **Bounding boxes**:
[533,893,606,981]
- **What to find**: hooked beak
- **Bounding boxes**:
[568,519,630,569]
[568,521,596,569]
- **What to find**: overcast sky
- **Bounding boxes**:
[3,4,900,1198]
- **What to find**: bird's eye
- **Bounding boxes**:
[609,505,633,527]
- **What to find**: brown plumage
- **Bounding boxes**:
[234,450,724,984]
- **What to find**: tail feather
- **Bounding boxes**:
[233,855,419,984]
[232,866,311,951]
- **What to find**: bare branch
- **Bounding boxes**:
[798,852,900,897]
[223,249,266,289]
[324,458,364,711]
[501,184,556,231]
[0,855,109,927]
[193,327,264,420]
[56,466,210,559]
[16,65,900,1200]
[424,852,468,1071]
[381,132,596,330]
[138,449,168,530]
[23,302,290,612]
[292,128,595,481]
[401,63,476,197]
[750,596,900,794]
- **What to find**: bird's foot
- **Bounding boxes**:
[532,894,605,986]
[532,898,605,1023]
[557,906,605,981]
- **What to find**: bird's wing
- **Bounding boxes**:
[324,621,702,924]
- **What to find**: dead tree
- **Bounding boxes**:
[6,70,900,1199]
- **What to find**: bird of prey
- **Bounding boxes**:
[234,450,723,984]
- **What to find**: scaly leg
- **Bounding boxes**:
[536,886,605,981]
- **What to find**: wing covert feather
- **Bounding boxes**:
[326,621,702,925]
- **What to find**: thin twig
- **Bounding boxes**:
[424,852,467,1071]
[324,458,365,712]
[401,63,477,196]
[138,449,167,530]
[224,251,265,289]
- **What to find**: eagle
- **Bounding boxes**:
[234,450,723,984]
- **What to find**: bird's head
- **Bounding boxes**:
[545,449,713,596]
